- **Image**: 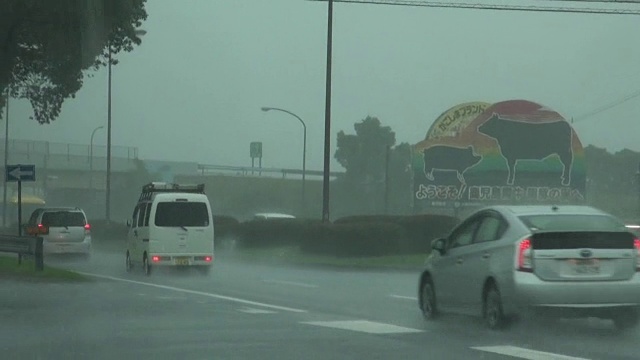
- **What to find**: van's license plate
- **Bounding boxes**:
[175,257,189,266]
[573,259,600,275]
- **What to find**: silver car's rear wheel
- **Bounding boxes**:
[421,280,438,320]
[612,309,639,331]
[484,286,506,330]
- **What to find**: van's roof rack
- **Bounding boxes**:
[139,182,205,201]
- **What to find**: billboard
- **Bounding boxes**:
[412,100,586,211]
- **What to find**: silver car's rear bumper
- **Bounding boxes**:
[44,238,91,254]
[511,271,640,309]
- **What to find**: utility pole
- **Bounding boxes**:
[2,90,9,227]
[384,145,391,214]
[322,0,334,223]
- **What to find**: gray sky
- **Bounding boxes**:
[8,0,640,171]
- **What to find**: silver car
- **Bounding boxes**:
[418,205,640,330]
[26,207,92,258]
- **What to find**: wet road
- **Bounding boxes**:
[2,249,638,360]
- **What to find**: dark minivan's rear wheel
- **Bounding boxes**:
[421,280,438,321]
[143,255,152,276]
[126,251,132,272]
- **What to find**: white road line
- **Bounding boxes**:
[238,307,277,314]
[302,320,424,334]
[79,272,307,313]
[263,279,319,288]
[472,346,590,360]
[389,294,418,301]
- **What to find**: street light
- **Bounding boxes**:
[261,107,307,214]
[106,28,146,222]
[89,125,104,190]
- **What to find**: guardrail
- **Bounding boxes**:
[197,164,344,178]
[0,235,44,271]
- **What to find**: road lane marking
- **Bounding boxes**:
[389,294,418,301]
[78,272,307,313]
[238,307,277,314]
[301,320,423,334]
[472,346,590,360]
[263,279,319,288]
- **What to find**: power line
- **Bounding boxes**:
[573,89,640,123]
[307,0,640,15]
[538,0,640,4]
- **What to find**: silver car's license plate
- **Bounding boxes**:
[573,259,600,275]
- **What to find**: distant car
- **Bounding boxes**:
[418,205,640,331]
[253,213,296,220]
[26,207,92,258]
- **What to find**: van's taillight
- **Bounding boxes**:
[152,256,160,262]
[517,238,533,272]
[634,239,640,272]
[205,256,212,262]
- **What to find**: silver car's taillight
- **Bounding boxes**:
[517,238,533,272]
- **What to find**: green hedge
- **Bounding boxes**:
[233,214,459,257]
[236,218,323,248]
[89,220,129,241]
[300,221,405,257]
[213,215,240,240]
[331,214,459,254]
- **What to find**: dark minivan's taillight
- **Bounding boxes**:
[517,238,533,272]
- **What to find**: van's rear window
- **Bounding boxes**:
[154,202,209,227]
[518,214,626,232]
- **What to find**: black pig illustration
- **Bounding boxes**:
[422,145,482,184]
[477,113,573,186]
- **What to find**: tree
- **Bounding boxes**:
[335,116,396,185]
[0,0,148,124]
[584,145,640,219]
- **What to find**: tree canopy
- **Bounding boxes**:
[335,116,396,185]
[0,0,147,124]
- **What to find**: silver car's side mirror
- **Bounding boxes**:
[431,238,447,255]
[126,219,132,227]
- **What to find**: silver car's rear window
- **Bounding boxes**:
[518,214,626,232]
[41,211,86,227]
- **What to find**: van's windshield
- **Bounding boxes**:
[154,202,209,227]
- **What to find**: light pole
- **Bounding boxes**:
[261,107,307,214]
[106,28,146,222]
[89,125,104,190]
[2,89,8,227]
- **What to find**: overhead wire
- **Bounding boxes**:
[309,0,640,123]
[307,0,640,15]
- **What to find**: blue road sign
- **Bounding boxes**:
[6,164,36,182]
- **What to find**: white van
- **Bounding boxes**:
[125,182,214,276]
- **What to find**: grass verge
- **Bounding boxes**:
[225,245,426,271]
[0,255,89,282]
